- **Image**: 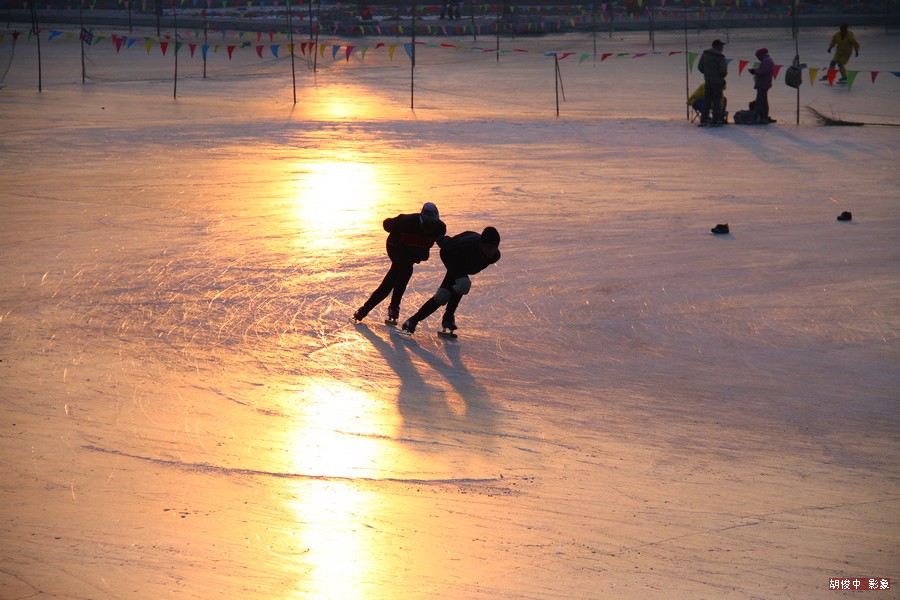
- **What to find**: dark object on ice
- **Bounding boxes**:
[438,329,458,339]
[837,211,853,221]
[711,224,730,234]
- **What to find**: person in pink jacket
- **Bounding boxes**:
[748,47,775,124]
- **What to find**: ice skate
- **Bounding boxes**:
[385,305,400,326]
[398,318,417,337]
[439,314,458,338]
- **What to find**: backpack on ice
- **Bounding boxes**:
[733,110,758,124]
[785,57,806,89]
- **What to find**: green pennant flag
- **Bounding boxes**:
[688,51,698,72]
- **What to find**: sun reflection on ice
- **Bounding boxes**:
[285,379,406,597]
[289,161,382,253]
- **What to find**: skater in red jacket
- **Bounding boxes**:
[401,226,501,336]
[353,202,446,324]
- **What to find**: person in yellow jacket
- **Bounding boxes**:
[687,83,727,121]
[823,23,860,82]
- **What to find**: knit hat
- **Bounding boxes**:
[756,47,768,59]
[712,39,725,49]
[481,226,500,246]
[421,202,439,222]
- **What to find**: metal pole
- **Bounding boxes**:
[288,0,297,104]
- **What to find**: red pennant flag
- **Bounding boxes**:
[227,45,236,59]
[256,45,264,58]
[738,60,748,76]
[345,45,355,61]
[773,64,782,80]
[871,71,879,83]
[601,53,612,61]
[189,43,197,57]
[160,41,168,56]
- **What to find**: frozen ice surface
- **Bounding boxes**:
[0,24,898,599]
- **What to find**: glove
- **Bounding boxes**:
[749,68,756,75]
[855,51,859,57]
[827,47,832,53]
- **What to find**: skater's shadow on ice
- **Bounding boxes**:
[355,325,491,422]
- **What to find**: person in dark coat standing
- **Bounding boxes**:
[698,39,728,125]
[401,226,501,335]
[748,47,775,124]
[354,202,446,324]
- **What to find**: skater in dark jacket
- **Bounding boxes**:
[354,202,446,324]
[401,226,501,335]
[698,39,728,125]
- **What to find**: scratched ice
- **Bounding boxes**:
[1,24,898,600]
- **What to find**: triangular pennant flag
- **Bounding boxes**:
[827,68,837,85]
[578,53,590,64]
[632,52,647,58]
[870,71,879,83]
[113,34,124,53]
[559,52,574,60]
[738,60,749,76]
[174,41,183,55]
[271,44,279,58]
[145,39,154,54]
[688,51,697,71]
[49,31,63,41]
[127,38,138,48]
[319,43,326,58]
[846,70,859,90]
[360,46,369,60]
[202,44,210,60]
[601,52,612,61]
[160,41,168,56]
[227,45,236,59]
[256,45,263,58]
[345,45,355,61]
[809,67,819,85]
[389,45,397,60]
[773,64,782,80]
[403,43,413,59]
[332,45,340,59]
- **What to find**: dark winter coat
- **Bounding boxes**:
[753,53,775,90]
[437,231,501,278]
[383,213,446,264]
[698,47,728,88]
